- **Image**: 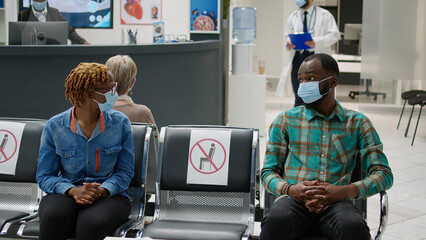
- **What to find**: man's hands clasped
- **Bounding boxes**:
[66,183,110,205]
[287,180,356,213]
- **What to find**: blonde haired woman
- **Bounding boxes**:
[106,55,155,124]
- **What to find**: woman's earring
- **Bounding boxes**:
[129,88,133,95]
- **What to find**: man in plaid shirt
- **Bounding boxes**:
[260,53,393,240]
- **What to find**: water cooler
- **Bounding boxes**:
[232,7,256,75]
[228,7,266,136]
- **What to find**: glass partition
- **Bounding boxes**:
[360,0,421,106]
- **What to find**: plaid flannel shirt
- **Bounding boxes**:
[261,101,393,199]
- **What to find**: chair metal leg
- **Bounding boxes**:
[397,100,407,129]
[411,105,423,146]
[375,191,389,240]
[404,105,415,137]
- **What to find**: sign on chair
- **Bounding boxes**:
[0,122,25,175]
[186,130,231,186]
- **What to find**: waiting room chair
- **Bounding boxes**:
[403,93,426,146]
[0,119,46,237]
[138,125,259,240]
[15,123,157,238]
[397,90,426,129]
[262,154,389,240]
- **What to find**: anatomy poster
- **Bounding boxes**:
[121,0,162,25]
[190,0,220,34]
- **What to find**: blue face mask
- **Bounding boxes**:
[93,90,118,112]
[296,0,307,8]
[32,0,47,11]
[297,76,332,104]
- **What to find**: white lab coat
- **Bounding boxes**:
[276,6,340,97]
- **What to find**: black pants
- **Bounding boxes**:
[39,194,131,240]
[291,51,314,107]
[260,197,370,240]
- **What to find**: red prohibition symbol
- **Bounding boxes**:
[189,138,227,174]
[0,130,18,164]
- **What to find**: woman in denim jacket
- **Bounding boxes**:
[36,63,135,240]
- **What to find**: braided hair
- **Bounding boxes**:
[65,62,110,107]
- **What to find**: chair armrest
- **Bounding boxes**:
[241,221,254,240]
[16,218,39,237]
[0,212,39,235]
[374,191,388,240]
[117,218,145,237]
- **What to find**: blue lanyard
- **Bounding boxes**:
[300,6,317,33]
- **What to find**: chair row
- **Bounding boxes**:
[0,118,390,240]
[397,90,426,146]
[0,119,259,240]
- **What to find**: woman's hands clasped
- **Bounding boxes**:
[66,183,110,205]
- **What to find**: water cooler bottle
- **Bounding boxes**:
[232,7,256,75]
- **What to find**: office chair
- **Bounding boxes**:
[348,78,386,100]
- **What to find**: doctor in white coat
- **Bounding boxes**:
[276,0,340,106]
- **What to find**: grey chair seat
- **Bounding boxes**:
[0,210,29,230]
[19,220,39,237]
[143,220,247,240]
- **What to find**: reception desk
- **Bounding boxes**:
[0,40,224,128]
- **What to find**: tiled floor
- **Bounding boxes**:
[255,87,426,240]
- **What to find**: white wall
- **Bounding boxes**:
[78,0,190,44]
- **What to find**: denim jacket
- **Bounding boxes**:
[36,107,135,198]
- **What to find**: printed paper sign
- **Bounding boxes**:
[187,129,231,185]
[0,122,26,175]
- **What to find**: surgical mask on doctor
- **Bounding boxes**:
[32,0,47,11]
[93,90,118,112]
[296,0,307,8]
[297,76,332,104]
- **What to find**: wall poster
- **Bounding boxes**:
[190,0,220,34]
[121,0,162,25]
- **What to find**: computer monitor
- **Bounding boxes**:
[19,0,113,29]
[344,23,362,41]
[8,21,68,45]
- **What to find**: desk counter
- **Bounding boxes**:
[0,40,224,128]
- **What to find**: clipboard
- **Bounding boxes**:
[289,33,313,50]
